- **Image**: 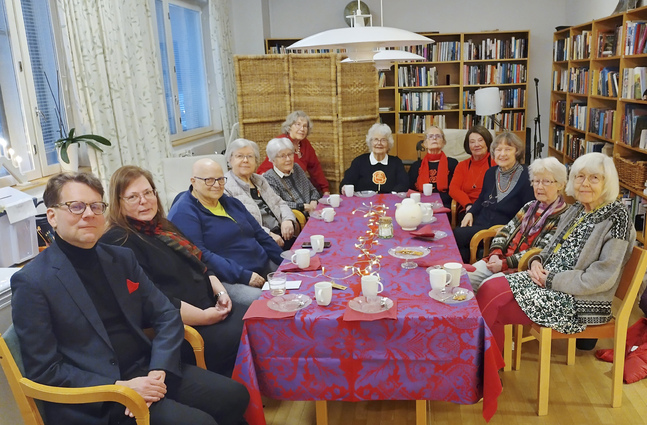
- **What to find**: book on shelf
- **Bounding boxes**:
[552,126,564,150]
[633,116,647,148]
[400,91,444,111]
[552,69,569,91]
[398,114,446,133]
[620,67,647,99]
[551,100,567,123]
[625,21,647,55]
[553,37,570,61]
[593,67,619,97]
[565,133,586,159]
[588,107,615,139]
[378,72,387,87]
[568,101,587,131]
[597,31,617,57]
[622,104,647,145]
[568,66,589,95]
[572,30,591,60]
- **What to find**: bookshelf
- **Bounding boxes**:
[266,31,530,162]
[548,5,647,243]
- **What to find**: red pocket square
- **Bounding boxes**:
[127,279,139,294]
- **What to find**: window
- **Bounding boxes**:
[155,0,220,141]
[0,0,68,184]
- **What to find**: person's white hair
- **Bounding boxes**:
[280,111,313,135]
[565,152,619,204]
[529,157,568,189]
[266,137,294,162]
[225,138,260,166]
[365,123,394,151]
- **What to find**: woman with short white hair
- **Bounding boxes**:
[263,137,321,214]
[224,138,297,248]
[339,123,408,193]
[468,157,570,290]
[476,152,635,353]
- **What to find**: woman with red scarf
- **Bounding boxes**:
[408,126,458,208]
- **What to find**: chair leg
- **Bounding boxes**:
[537,327,552,416]
[503,324,513,372]
[415,400,427,425]
[566,338,576,365]
[514,324,524,370]
[612,329,628,407]
[315,400,328,425]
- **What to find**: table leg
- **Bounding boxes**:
[315,400,328,425]
[415,400,427,425]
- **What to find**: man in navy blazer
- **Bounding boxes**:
[11,173,248,425]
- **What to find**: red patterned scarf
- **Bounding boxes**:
[416,152,449,192]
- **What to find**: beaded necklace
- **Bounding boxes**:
[496,163,520,193]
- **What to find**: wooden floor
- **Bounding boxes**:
[261,304,647,425]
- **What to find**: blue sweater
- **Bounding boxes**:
[470,165,535,227]
[168,189,283,284]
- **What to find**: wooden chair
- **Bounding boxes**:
[513,246,647,415]
[0,324,206,425]
[292,209,307,235]
[468,224,504,264]
[450,200,459,229]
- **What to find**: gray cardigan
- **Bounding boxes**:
[224,170,296,234]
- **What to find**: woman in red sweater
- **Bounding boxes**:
[449,125,494,214]
[256,111,330,195]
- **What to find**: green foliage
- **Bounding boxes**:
[54,128,111,164]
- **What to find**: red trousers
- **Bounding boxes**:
[476,276,533,352]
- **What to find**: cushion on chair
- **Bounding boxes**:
[595,317,647,384]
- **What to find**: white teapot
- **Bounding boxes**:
[394,198,423,231]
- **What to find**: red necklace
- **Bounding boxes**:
[496,164,519,193]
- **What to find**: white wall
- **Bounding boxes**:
[229,0,267,55]
[566,0,644,22]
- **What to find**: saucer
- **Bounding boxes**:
[392,192,408,198]
[428,287,474,304]
[348,296,394,314]
[281,249,316,260]
[267,293,312,312]
[318,196,341,206]
[413,230,447,241]
[421,216,438,224]
[355,190,377,197]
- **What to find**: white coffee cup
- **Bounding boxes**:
[420,203,434,222]
[361,274,384,297]
[329,194,341,207]
[410,192,421,203]
[444,262,463,287]
[314,281,333,306]
[343,184,355,197]
[322,207,336,222]
[310,235,325,253]
[290,248,311,269]
[423,183,434,196]
[429,268,452,291]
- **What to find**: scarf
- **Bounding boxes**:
[416,152,449,192]
[518,196,566,237]
[129,217,207,274]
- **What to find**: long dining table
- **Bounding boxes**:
[232,193,504,425]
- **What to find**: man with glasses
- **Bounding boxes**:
[169,158,283,306]
[11,172,249,425]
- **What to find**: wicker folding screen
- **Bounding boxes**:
[234,53,378,192]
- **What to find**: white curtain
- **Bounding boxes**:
[55,0,172,203]
[209,0,238,143]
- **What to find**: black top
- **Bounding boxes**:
[56,234,148,375]
[408,157,459,208]
[101,227,216,310]
[340,153,409,193]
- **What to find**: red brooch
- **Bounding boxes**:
[127,279,139,294]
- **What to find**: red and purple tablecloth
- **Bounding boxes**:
[232,194,504,424]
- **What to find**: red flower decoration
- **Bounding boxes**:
[127,279,139,294]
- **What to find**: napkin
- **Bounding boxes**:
[280,255,322,272]
[463,263,477,272]
[406,189,419,196]
[243,299,297,320]
[409,225,435,238]
[343,299,398,321]
[433,206,451,214]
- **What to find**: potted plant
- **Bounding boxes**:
[55,128,111,168]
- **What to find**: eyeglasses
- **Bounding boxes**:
[574,174,602,184]
[531,179,557,186]
[372,138,389,144]
[233,154,255,162]
[52,201,108,215]
[194,176,227,186]
[425,134,443,140]
[122,189,156,205]
[275,153,293,160]
[291,122,309,129]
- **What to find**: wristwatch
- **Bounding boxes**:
[215,291,227,302]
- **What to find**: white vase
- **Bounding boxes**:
[394,198,423,231]
[58,144,79,172]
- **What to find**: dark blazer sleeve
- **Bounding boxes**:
[391,156,410,192]
[232,197,284,265]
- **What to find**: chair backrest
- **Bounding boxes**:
[161,154,228,211]
[615,246,647,321]
[0,324,45,425]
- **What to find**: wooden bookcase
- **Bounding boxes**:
[548,5,647,244]
[266,31,530,162]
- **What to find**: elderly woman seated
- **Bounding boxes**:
[340,123,408,193]
[408,125,458,207]
[224,138,297,249]
[101,166,245,377]
[468,157,570,291]
[168,158,284,306]
[262,137,321,215]
[453,131,535,263]
[256,110,330,195]
[476,152,635,352]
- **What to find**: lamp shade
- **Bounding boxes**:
[342,50,426,70]
[287,26,433,62]
[474,87,502,116]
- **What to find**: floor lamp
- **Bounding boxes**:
[474,87,504,130]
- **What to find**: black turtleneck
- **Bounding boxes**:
[55,234,149,377]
